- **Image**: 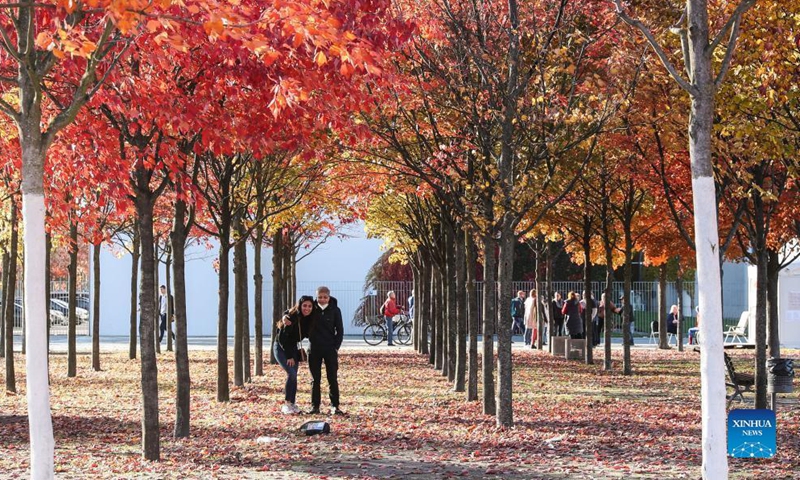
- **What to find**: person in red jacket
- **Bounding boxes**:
[381,291,403,346]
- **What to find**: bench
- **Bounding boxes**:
[724,352,754,408]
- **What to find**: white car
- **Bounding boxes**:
[8,300,67,327]
[50,298,90,325]
[49,309,68,327]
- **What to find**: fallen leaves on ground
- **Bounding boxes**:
[1,347,798,479]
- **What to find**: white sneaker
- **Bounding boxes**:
[290,404,301,414]
[281,404,297,415]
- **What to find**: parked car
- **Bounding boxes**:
[2,299,68,327]
[51,293,91,312]
[49,298,90,325]
[75,294,90,311]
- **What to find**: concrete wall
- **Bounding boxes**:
[97,229,384,337]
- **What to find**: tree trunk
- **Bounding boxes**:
[687,2,728,474]
[129,229,140,360]
[535,240,544,351]
[154,244,160,355]
[446,224,457,383]
[282,240,292,309]
[1,248,7,361]
[658,264,668,349]
[234,220,251,384]
[481,233,497,415]
[134,186,160,460]
[753,233,768,409]
[545,242,555,355]
[428,260,436,365]
[233,227,244,388]
[418,254,429,355]
[67,220,78,378]
[766,249,780,359]
[45,233,51,363]
[582,222,593,364]
[171,198,191,438]
[166,247,173,353]
[21,147,56,476]
[465,233,479,401]
[253,225,264,376]
[496,225,515,427]
[217,239,232,401]
[411,262,420,351]
[92,244,101,371]
[289,249,297,306]
[270,230,283,365]
[454,228,466,393]
[4,200,18,392]
[604,252,613,371]
[676,272,684,352]
[435,265,445,373]
[622,228,633,376]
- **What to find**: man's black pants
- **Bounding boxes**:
[159,313,167,342]
[308,348,339,408]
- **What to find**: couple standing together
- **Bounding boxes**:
[274,286,345,416]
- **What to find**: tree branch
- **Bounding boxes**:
[0,96,20,122]
[708,0,755,54]
[43,18,116,147]
[713,11,745,88]
[612,0,696,95]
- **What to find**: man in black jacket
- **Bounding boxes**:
[307,286,345,415]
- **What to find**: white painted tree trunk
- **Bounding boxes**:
[688,1,728,474]
[23,193,55,479]
[692,177,728,479]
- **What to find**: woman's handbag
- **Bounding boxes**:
[297,318,308,363]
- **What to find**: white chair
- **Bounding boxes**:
[649,320,676,346]
[724,311,750,344]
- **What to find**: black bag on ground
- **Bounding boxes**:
[299,420,330,436]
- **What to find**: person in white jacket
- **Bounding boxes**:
[523,289,538,348]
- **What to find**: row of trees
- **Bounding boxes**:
[0,0,410,478]
[1,0,798,479]
[359,1,799,479]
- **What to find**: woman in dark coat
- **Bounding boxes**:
[551,292,565,336]
[274,295,315,414]
[561,291,585,339]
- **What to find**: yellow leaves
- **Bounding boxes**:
[314,51,328,66]
[40,28,98,59]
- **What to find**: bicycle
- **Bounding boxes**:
[363,312,413,346]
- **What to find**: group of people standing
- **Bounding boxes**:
[511,290,632,347]
[274,286,345,416]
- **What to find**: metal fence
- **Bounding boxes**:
[6,278,90,336]
[261,279,747,337]
[261,281,413,335]
[479,280,743,334]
